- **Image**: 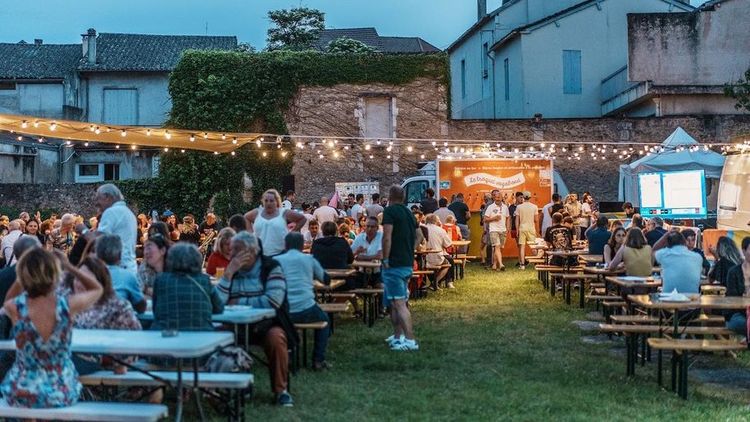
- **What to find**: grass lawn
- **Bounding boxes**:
[216,263,749,421]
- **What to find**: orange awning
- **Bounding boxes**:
[0,113,264,153]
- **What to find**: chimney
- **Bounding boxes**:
[81,28,97,64]
[34,39,43,45]
[477,0,487,21]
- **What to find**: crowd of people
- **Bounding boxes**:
[1,182,748,412]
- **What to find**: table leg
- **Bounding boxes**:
[193,358,206,421]
[176,358,183,422]
[679,352,688,399]
[657,311,663,387]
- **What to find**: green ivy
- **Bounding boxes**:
[125,50,448,220]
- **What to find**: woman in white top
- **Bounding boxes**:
[244,189,306,256]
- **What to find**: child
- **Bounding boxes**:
[1,248,102,408]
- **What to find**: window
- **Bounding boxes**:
[503,58,510,101]
[0,82,16,90]
[563,50,582,94]
[78,164,99,177]
[361,96,394,139]
[460,59,468,98]
[75,163,120,183]
[405,180,429,205]
[482,43,489,79]
[103,88,138,125]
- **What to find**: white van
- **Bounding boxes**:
[717,152,750,230]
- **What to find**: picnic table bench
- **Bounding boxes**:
[80,371,253,421]
[0,400,168,422]
[648,338,746,399]
[351,288,384,327]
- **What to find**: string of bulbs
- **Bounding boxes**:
[2,116,747,162]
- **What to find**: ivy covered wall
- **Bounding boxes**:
[120,50,448,218]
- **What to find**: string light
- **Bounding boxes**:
[221,134,227,141]
[21,120,28,129]
[190,135,195,142]
[50,122,57,131]
[131,145,137,150]
[33,120,39,128]
[94,127,101,135]
[262,151,268,157]
[146,129,151,136]
[115,145,120,149]
[232,137,238,145]
[164,131,171,140]
[121,130,127,137]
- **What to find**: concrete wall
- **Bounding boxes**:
[655,94,743,116]
[81,72,171,126]
[0,141,60,183]
[628,0,750,86]
[0,82,66,118]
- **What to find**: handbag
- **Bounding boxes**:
[203,346,253,373]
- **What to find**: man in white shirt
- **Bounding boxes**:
[95,184,138,273]
[424,214,454,288]
[351,216,383,287]
[312,196,339,224]
[349,194,365,223]
[483,191,510,271]
[281,190,295,210]
[1,220,23,267]
[515,193,539,270]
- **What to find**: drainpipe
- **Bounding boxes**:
[480,29,496,118]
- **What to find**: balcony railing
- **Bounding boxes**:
[601,65,637,102]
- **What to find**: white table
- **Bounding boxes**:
[139,304,275,325]
[0,329,233,422]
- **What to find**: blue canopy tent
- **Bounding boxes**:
[618,127,725,209]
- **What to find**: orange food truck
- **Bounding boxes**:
[436,159,554,258]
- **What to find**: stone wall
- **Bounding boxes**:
[0,183,100,217]
[285,77,750,203]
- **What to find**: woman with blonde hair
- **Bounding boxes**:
[206,227,236,276]
[244,189,307,256]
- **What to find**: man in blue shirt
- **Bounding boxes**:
[275,232,332,371]
[585,216,611,256]
[653,230,702,294]
[96,234,146,313]
[645,216,667,247]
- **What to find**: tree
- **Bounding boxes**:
[266,7,325,51]
[326,37,376,54]
[724,67,750,112]
[236,42,256,53]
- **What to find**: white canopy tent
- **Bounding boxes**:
[618,127,725,208]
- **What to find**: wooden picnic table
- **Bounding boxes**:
[546,249,589,257]
[350,260,381,269]
[606,276,662,293]
[451,240,471,247]
[579,254,603,264]
[414,249,444,255]
[327,268,357,278]
[315,279,346,291]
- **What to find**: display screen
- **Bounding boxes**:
[638,170,707,218]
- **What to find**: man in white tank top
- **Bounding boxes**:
[244,189,306,256]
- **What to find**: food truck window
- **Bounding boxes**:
[405,180,429,204]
